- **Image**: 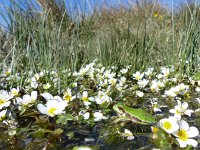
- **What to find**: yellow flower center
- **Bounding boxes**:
[135,75,140,80]
[0,115,5,121]
[152,127,159,133]
[177,130,188,141]
[111,79,116,85]
[12,91,18,96]
[163,121,172,130]
[48,107,57,115]
[176,110,180,114]
[82,97,89,102]
[63,93,71,101]
[0,99,5,105]
[6,71,10,76]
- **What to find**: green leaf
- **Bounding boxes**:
[53,128,63,135]
[33,129,52,138]
[56,114,74,124]
[66,131,74,140]
[65,114,74,120]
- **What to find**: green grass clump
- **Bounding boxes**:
[0,0,199,75]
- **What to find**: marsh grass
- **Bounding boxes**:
[0,0,200,76]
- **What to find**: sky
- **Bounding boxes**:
[0,0,199,30]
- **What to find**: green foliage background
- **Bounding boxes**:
[0,0,200,74]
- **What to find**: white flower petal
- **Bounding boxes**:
[23,95,32,104]
[37,104,47,114]
[83,91,88,98]
[169,109,175,113]
[182,102,188,109]
[127,136,135,140]
[184,110,194,116]
[174,114,181,120]
[172,130,178,137]
[179,120,189,130]
[53,96,63,102]
[83,112,90,120]
[187,127,199,138]
[16,97,23,105]
[186,139,198,147]
[177,100,181,106]
[46,100,59,108]
[175,105,181,110]
[41,93,53,100]
[31,91,37,100]
[176,138,187,148]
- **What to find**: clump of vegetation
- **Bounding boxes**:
[0,0,199,73]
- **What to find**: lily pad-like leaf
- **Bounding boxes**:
[56,114,74,124]
[53,128,63,135]
[66,131,74,140]
[33,129,52,138]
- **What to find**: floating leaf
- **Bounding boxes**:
[53,128,63,135]
[56,114,74,124]
[33,129,52,138]
[66,131,74,140]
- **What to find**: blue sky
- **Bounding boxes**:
[0,0,199,29]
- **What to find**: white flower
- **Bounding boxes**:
[196,87,200,92]
[159,116,179,133]
[150,80,164,92]
[0,90,13,109]
[198,80,200,86]
[16,91,37,110]
[137,79,149,88]
[196,98,200,104]
[177,83,189,92]
[93,112,107,121]
[63,88,76,102]
[104,70,115,79]
[41,92,65,103]
[0,109,7,121]
[79,110,90,120]
[119,77,126,86]
[133,71,144,80]
[136,91,144,98]
[121,129,135,140]
[169,100,194,120]
[3,120,18,136]
[81,91,93,106]
[34,73,40,80]
[161,67,170,78]
[37,100,67,117]
[95,91,112,104]
[157,74,164,79]
[172,120,199,148]
[31,81,38,89]
[165,88,178,98]
[120,68,128,74]
[10,87,20,97]
[151,101,161,112]
[145,67,154,76]
[109,78,117,85]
